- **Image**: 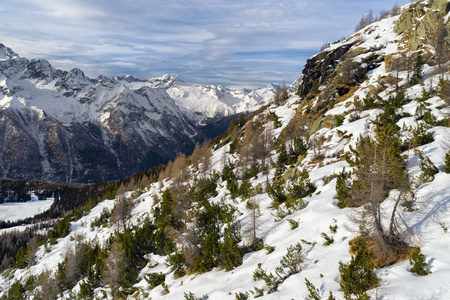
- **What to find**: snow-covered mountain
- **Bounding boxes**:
[1,0,450,299]
[0,45,275,182]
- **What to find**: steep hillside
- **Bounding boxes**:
[0,1,450,299]
[0,47,274,183]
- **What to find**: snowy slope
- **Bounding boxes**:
[1,1,450,299]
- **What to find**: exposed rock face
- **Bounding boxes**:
[297,43,354,99]
[0,44,273,183]
[395,0,450,50]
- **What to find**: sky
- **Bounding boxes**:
[0,0,411,88]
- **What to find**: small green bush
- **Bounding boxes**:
[334,114,345,127]
[321,233,334,246]
[235,291,249,300]
[329,225,338,233]
[417,151,439,181]
[280,243,304,274]
[336,168,352,208]
[287,219,299,230]
[339,243,378,299]
[409,249,430,276]
[444,150,450,173]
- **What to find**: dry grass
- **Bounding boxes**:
[349,236,417,268]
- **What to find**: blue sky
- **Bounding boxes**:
[0,0,410,88]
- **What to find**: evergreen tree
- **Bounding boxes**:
[268,178,287,205]
[348,123,409,255]
[336,168,352,208]
[411,51,425,85]
[220,225,244,271]
[288,168,316,200]
[275,141,289,178]
[417,151,439,181]
[193,229,220,273]
[409,248,430,276]
[444,150,450,174]
[289,136,308,164]
[339,243,378,299]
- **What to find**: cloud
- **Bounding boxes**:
[0,0,411,88]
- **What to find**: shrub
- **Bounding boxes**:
[362,93,383,109]
[336,168,352,208]
[280,243,304,274]
[268,178,287,205]
[235,292,249,300]
[166,251,186,277]
[253,264,282,294]
[444,150,450,174]
[145,273,166,289]
[334,114,345,127]
[305,278,320,300]
[339,243,378,299]
[287,219,299,230]
[288,168,316,199]
[329,225,338,233]
[409,249,430,276]
[417,151,439,181]
[305,278,336,300]
[269,111,282,128]
[321,233,334,246]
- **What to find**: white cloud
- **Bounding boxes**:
[0,0,411,88]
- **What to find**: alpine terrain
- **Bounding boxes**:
[0,0,450,299]
[0,47,275,183]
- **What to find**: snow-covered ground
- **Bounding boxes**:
[1,1,450,299]
[0,196,54,222]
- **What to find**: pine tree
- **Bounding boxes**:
[336,168,352,208]
[305,278,320,300]
[339,243,378,299]
[417,151,439,181]
[280,243,304,274]
[409,248,429,276]
[193,229,220,273]
[444,150,450,173]
[411,51,425,85]
[348,123,409,255]
[275,141,289,178]
[220,225,244,271]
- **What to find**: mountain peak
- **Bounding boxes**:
[0,43,19,60]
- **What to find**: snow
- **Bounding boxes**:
[0,197,54,222]
[1,1,450,299]
[0,57,276,132]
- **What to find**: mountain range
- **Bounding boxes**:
[0,45,277,182]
